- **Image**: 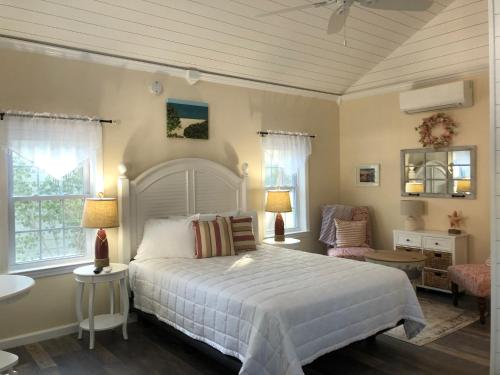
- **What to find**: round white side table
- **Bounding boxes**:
[73,263,129,350]
[0,275,35,374]
[263,237,301,249]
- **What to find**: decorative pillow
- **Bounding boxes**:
[238,211,259,243]
[193,217,235,258]
[230,216,257,252]
[198,211,239,222]
[334,218,367,248]
[135,215,199,260]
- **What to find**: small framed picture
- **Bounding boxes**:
[356,164,380,186]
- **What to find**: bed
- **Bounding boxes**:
[117,158,425,375]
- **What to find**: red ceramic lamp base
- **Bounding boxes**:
[94,228,110,268]
[274,212,285,242]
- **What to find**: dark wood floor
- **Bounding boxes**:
[9,290,490,375]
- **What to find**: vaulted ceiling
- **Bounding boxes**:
[0,0,488,95]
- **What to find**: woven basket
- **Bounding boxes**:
[424,269,450,290]
[423,250,452,270]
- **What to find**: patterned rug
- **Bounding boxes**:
[384,296,478,346]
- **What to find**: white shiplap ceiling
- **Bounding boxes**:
[0,0,487,95]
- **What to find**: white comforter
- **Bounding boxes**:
[129,246,425,375]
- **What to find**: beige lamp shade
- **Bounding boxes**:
[456,180,471,193]
[81,198,119,228]
[265,190,292,213]
[405,182,424,193]
[400,200,424,217]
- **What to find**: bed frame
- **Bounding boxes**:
[117,158,248,263]
[117,157,404,372]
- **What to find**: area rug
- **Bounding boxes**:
[384,296,478,346]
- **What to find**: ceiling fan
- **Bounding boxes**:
[257,0,433,34]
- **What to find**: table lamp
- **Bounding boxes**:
[405,182,424,194]
[400,200,424,231]
[456,180,471,193]
[81,194,119,267]
[265,190,292,242]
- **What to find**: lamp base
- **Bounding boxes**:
[94,258,110,268]
[95,228,110,268]
[274,212,285,242]
[404,216,421,231]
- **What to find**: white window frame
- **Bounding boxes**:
[264,162,309,238]
[5,151,101,276]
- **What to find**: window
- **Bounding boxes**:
[262,134,311,237]
[8,152,95,270]
[1,115,102,273]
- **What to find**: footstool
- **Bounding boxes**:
[448,260,491,324]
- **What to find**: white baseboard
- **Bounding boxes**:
[0,323,79,350]
[0,313,138,350]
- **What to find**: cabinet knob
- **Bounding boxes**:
[435,242,439,246]
[406,239,410,242]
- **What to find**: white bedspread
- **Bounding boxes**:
[129,246,425,375]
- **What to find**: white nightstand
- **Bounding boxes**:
[263,237,301,250]
[74,263,129,349]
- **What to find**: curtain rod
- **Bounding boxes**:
[0,111,115,124]
[257,131,315,138]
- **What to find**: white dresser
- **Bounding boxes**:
[393,229,468,293]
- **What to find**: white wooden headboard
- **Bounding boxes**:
[117,158,248,262]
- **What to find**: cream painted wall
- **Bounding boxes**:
[0,49,339,340]
[339,72,490,263]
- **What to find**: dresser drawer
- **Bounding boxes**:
[396,233,421,248]
[423,250,452,270]
[423,236,452,252]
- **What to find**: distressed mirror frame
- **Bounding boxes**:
[400,145,476,199]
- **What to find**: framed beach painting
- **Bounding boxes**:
[166,99,209,139]
[356,164,380,186]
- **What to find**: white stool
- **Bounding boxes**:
[73,263,129,349]
[0,351,18,375]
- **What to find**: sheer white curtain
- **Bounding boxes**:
[1,115,102,180]
[261,132,312,187]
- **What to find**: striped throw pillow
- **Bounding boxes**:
[193,217,235,258]
[230,216,257,252]
[334,218,367,248]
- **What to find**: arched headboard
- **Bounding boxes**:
[117,158,248,262]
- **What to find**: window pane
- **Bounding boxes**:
[12,166,37,196]
[41,229,64,259]
[41,200,63,229]
[14,201,40,231]
[64,228,86,256]
[15,232,40,263]
[64,199,84,227]
[38,170,61,195]
[62,166,85,195]
[452,166,471,179]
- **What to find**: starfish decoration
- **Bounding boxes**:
[448,211,463,228]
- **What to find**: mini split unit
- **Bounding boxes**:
[399,80,473,114]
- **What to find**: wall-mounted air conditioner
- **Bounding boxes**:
[399,81,473,114]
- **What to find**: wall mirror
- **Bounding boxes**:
[401,146,476,199]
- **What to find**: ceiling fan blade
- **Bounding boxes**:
[327,6,349,34]
[357,0,433,11]
[256,1,330,17]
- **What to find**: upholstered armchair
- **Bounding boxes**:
[326,206,375,261]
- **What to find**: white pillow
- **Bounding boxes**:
[135,215,199,260]
[198,210,239,222]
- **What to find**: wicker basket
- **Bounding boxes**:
[423,250,452,270]
[424,269,450,290]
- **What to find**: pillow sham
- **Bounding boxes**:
[334,218,367,248]
[135,214,199,260]
[198,210,239,222]
[230,216,257,252]
[193,217,235,258]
